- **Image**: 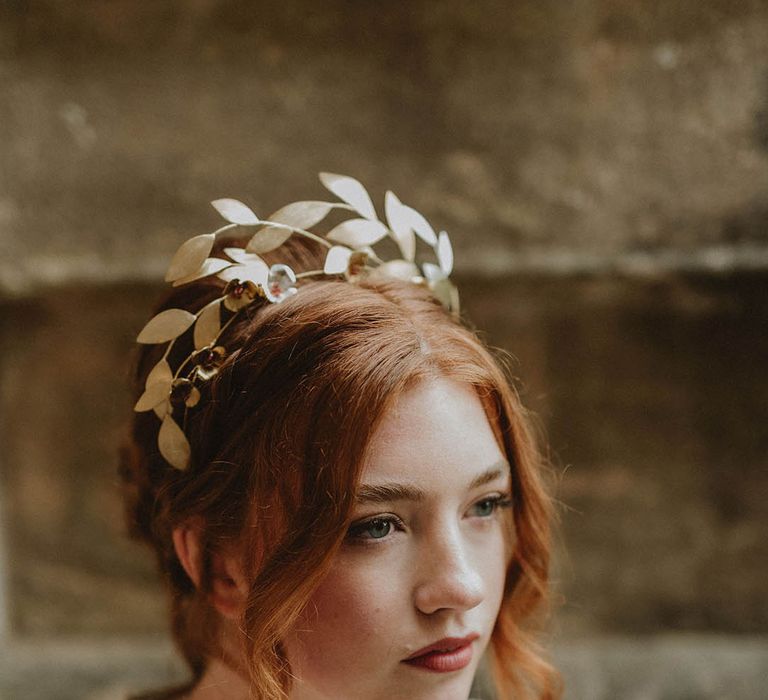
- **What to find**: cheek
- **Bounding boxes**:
[284,552,405,675]
[312,564,390,629]
[479,522,512,617]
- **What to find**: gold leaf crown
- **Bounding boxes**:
[134,172,459,470]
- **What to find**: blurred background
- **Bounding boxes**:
[1,2,767,698]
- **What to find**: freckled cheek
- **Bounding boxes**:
[293,558,405,665]
[478,527,511,609]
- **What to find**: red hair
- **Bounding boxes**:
[120,237,561,699]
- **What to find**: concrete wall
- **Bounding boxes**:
[1,2,767,698]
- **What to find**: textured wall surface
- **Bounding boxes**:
[2,0,768,294]
[1,2,767,698]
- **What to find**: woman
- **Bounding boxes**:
[120,173,560,699]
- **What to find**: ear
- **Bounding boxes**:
[172,519,250,620]
[172,519,204,588]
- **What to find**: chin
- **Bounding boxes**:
[389,668,476,700]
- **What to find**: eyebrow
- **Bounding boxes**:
[355,459,510,504]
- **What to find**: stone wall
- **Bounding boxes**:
[1,2,767,698]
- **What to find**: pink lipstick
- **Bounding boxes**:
[402,634,479,673]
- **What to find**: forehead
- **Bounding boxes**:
[361,377,508,489]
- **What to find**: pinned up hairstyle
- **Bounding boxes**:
[120,236,561,700]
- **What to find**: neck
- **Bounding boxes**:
[186,656,250,700]
[185,618,251,700]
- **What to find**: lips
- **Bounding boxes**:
[404,634,479,660]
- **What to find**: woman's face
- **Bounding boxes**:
[283,377,513,700]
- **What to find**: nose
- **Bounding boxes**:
[413,524,485,615]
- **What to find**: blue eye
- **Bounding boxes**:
[346,496,512,547]
[347,516,400,543]
[364,518,392,539]
[471,495,512,518]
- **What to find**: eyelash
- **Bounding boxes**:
[346,493,513,545]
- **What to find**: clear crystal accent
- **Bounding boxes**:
[265,264,298,303]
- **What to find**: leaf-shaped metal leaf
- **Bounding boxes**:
[211,198,260,225]
[319,172,377,221]
[429,277,454,313]
[326,218,388,248]
[384,191,416,262]
[246,226,293,254]
[158,414,191,470]
[134,379,172,412]
[402,204,437,246]
[428,277,460,316]
[154,400,169,420]
[422,261,445,282]
[396,231,416,262]
[369,259,420,282]
[165,233,215,282]
[137,309,196,344]
[449,282,460,317]
[324,245,353,274]
[223,247,264,265]
[185,386,201,408]
[171,257,233,287]
[267,201,334,230]
[194,298,222,350]
[450,284,460,316]
[146,359,172,387]
[218,260,269,287]
[385,191,408,237]
[437,231,454,275]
